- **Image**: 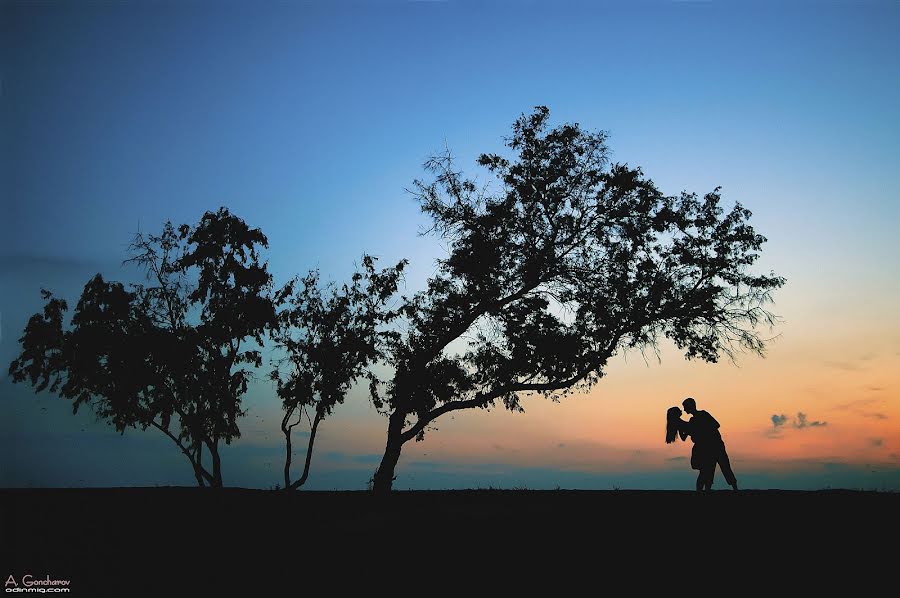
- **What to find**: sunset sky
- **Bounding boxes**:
[2,0,898,490]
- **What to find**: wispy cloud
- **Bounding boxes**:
[794,412,827,429]
[835,398,877,410]
[870,438,884,448]
[863,412,888,420]
[766,412,828,438]
[823,353,877,372]
[0,254,98,271]
[322,451,383,464]
[833,398,888,420]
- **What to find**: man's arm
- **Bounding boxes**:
[701,411,721,429]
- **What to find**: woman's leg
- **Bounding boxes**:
[695,464,715,490]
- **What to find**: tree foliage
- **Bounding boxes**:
[9,208,277,486]
[370,106,784,493]
[270,256,406,490]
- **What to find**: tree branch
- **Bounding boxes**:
[150,420,215,485]
[287,407,324,490]
[400,363,598,443]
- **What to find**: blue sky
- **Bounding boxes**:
[2,0,899,490]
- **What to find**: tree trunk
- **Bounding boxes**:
[193,442,207,487]
[287,410,323,491]
[209,441,223,487]
[372,411,405,496]
[283,421,293,490]
[191,468,205,487]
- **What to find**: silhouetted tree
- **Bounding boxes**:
[370,107,784,494]
[270,256,405,490]
[8,208,278,487]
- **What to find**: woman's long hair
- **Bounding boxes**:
[666,407,683,444]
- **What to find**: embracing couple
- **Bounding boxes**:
[666,397,739,491]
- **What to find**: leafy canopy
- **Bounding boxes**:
[382,106,783,441]
[9,208,278,485]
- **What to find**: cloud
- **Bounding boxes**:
[557,443,566,448]
[870,438,884,448]
[767,412,827,437]
[863,412,888,420]
[321,451,383,464]
[865,385,884,392]
[823,354,876,371]
[667,456,687,462]
[0,254,97,272]
[350,454,383,464]
[833,398,888,420]
[824,360,861,371]
[794,412,827,429]
[835,398,878,410]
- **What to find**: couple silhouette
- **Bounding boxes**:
[666,397,739,491]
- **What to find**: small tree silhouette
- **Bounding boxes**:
[8,208,278,487]
[270,255,405,490]
[370,107,785,494]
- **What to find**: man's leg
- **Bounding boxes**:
[718,444,738,489]
[699,465,714,491]
[705,464,716,490]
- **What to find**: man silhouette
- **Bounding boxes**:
[682,397,739,491]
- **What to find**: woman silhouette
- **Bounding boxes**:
[666,406,715,491]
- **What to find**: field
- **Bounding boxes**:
[2,488,896,593]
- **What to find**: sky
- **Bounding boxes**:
[1,0,899,491]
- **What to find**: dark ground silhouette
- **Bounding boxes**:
[1,488,895,592]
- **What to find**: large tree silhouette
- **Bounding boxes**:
[270,255,405,490]
[8,208,278,486]
[370,107,784,494]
